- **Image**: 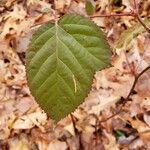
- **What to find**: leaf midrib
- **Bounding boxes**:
[30,21,108,96]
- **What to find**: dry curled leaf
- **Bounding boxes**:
[13,110,47,129]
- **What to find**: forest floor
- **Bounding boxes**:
[0,0,150,150]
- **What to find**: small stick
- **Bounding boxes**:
[136,15,150,33]
[126,65,150,101]
[90,12,135,18]
[99,65,150,123]
[133,0,150,33]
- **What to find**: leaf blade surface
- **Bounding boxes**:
[26,14,111,121]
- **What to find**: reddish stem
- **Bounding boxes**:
[90,11,135,18]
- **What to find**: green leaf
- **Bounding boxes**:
[115,19,150,50]
[26,14,111,122]
[85,0,95,15]
[115,130,125,138]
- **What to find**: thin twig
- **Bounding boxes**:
[136,15,150,33]
[70,113,77,134]
[91,0,150,33]
[90,11,135,18]
[99,108,121,123]
[99,65,150,123]
[133,0,150,33]
[126,65,150,100]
